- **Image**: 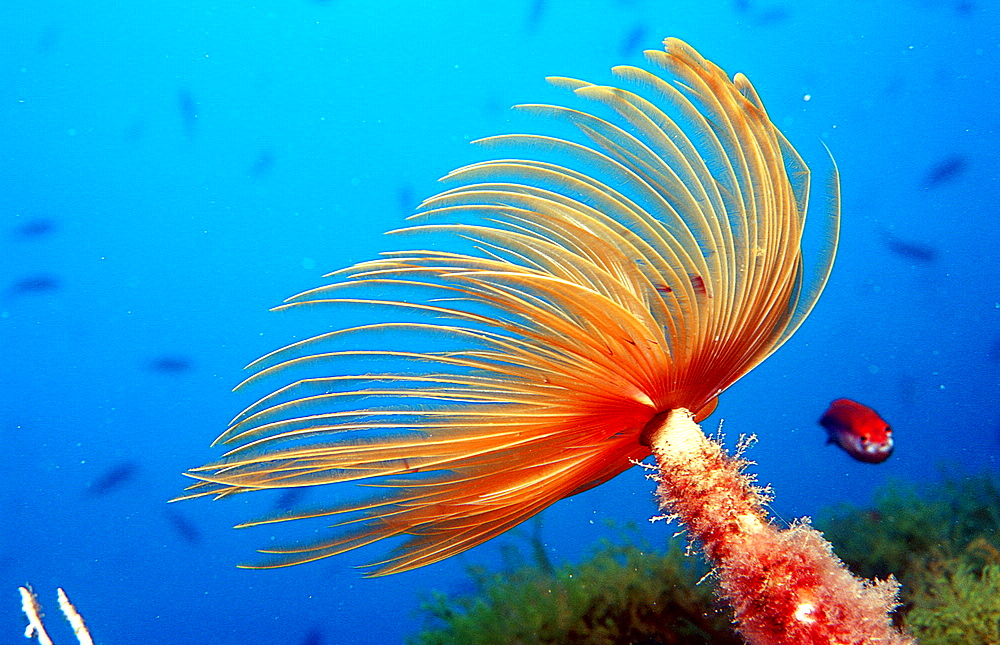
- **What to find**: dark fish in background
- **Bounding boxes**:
[148,354,194,374]
[732,0,789,24]
[250,147,276,178]
[86,462,138,497]
[300,627,324,645]
[922,154,967,188]
[123,117,146,143]
[754,6,790,25]
[883,235,936,263]
[177,89,199,139]
[619,24,647,58]
[987,337,1000,363]
[955,0,975,14]
[164,509,202,545]
[36,24,61,55]
[12,218,57,240]
[819,398,894,464]
[526,0,546,32]
[396,185,416,215]
[7,274,60,297]
[896,375,917,407]
[273,487,309,513]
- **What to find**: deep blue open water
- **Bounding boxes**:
[2,1,998,643]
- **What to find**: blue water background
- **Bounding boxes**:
[2,1,998,643]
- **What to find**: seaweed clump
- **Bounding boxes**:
[817,473,1000,644]
[905,562,1000,644]
[411,475,1000,644]
[409,523,740,645]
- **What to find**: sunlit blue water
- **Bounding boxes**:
[3,1,998,643]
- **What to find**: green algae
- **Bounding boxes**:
[411,474,1000,644]
[409,523,739,645]
[905,562,1000,645]
[816,473,1000,643]
[816,474,1000,596]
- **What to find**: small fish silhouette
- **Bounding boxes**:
[922,155,966,188]
[7,274,61,297]
[86,462,139,497]
[12,218,57,240]
[148,355,193,374]
[883,235,936,263]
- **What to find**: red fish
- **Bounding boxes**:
[819,398,894,464]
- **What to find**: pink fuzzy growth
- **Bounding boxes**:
[720,523,908,644]
[648,410,914,645]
